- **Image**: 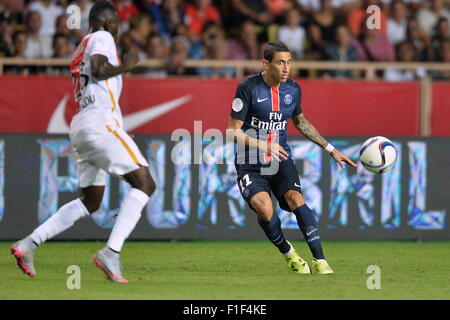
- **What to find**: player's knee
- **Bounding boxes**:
[126,167,156,196]
[81,198,101,214]
[136,174,156,197]
[284,191,305,210]
[144,176,156,196]
[250,197,272,221]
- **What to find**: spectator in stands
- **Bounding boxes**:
[113,0,140,33]
[197,39,237,78]
[147,34,168,59]
[5,30,33,74]
[430,39,450,80]
[135,34,168,78]
[347,0,388,37]
[229,20,259,61]
[277,8,306,58]
[0,0,24,26]
[307,0,340,44]
[406,18,432,61]
[120,14,154,60]
[304,19,326,60]
[417,0,450,37]
[230,0,274,27]
[52,32,71,58]
[297,0,360,14]
[431,17,450,53]
[12,30,27,58]
[55,15,79,49]
[0,19,14,57]
[387,0,409,46]
[384,40,426,81]
[352,21,395,61]
[55,14,69,37]
[189,20,225,59]
[142,0,185,40]
[27,0,64,37]
[297,0,322,13]
[201,20,225,49]
[45,33,71,76]
[324,25,359,78]
[333,0,362,13]
[166,35,197,76]
[184,0,221,38]
[24,10,53,58]
[267,0,293,18]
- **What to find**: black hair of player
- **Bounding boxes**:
[263,42,290,62]
[88,0,117,27]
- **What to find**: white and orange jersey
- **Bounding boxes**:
[69,30,123,127]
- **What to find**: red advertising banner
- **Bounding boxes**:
[431,82,450,136]
[0,75,425,136]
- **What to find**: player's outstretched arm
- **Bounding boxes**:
[90,49,139,80]
[292,113,358,168]
[226,117,288,162]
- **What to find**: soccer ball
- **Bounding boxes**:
[359,136,397,173]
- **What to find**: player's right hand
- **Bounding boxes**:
[123,49,140,71]
[260,141,289,162]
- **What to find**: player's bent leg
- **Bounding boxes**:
[80,185,105,213]
[94,166,155,283]
[250,192,310,274]
[122,165,156,197]
[284,190,305,210]
[249,191,274,222]
[11,196,91,277]
[284,190,334,274]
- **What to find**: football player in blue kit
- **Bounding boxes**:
[227,42,358,274]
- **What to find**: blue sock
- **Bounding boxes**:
[257,214,291,254]
[293,204,325,260]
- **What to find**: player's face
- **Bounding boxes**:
[268,51,292,83]
[105,13,120,41]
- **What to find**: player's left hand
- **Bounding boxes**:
[330,149,358,169]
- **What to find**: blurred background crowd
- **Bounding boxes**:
[0,0,449,80]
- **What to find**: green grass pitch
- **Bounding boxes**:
[1,241,449,300]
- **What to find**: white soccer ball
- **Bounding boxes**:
[359,136,397,173]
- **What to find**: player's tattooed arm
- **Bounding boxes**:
[292,113,328,148]
[90,49,139,80]
[293,113,358,168]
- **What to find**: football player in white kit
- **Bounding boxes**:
[11,1,155,283]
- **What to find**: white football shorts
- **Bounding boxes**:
[69,111,148,188]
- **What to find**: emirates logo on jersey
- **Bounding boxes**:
[250,116,287,131]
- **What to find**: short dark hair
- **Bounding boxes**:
[89,0,117,27]
[263,42,290,62]
[53,33,69,47]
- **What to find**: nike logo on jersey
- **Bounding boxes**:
[294,183,301,188]
[47,95,192,133]
[257,98,268,103]
[306,228,318,236]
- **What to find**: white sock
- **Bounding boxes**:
[29,199,89,245]
[283,244,295,256]
[107,188,149,253]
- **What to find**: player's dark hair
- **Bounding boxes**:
[89,0,117,27]
[263,42,290,62]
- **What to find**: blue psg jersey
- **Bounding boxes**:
[230,73,302,166]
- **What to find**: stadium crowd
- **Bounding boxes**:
[0,0,449,80]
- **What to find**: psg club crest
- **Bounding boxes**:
[284,94,292,105]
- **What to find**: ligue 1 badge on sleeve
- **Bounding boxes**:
[284,94,292,105]
[232,98,243,112]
